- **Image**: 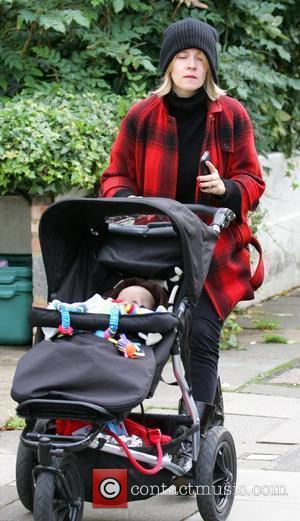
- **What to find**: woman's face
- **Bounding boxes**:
[170,48,208,98]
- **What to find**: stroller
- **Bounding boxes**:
[11,197,237,521]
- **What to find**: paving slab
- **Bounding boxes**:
[269,367,300,384]
[267,445,300,472]
[0,345,27,428]
[223,414,287,456]
[246,288,300,321]
[0,431,18,487]
[238,311,300,332]
[238,289,300,329]
[222,392,300,419]
[217,345,300,391]
[258,418,300,445]
[240,383,300,398]
[147,352,300,406]
[0,484,18,511]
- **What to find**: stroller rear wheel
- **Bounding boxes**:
[33,453,84,521]
[195,426,236,521]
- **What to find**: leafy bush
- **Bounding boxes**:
[0,88,125,195]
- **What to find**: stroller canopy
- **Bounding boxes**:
[39,197,218,306]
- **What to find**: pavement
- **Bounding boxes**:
[0,288,300,520]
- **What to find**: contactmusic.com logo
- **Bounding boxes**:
[93,469,128,508]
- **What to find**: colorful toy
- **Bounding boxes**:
[116,334,144,358]
[95,305,120,340]
[95,306,145,359]
[55,303,87,336]
[55,299,145,359]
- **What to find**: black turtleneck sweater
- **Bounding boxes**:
[165,87,207,203]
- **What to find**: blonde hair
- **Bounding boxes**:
[152,51,226,101]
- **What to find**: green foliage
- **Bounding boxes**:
[0,88,125,195]
[263,333,288,343]
[0,415,25,430]
[253,319,279,330]
[220,312,242,350]
[0,0,299,196]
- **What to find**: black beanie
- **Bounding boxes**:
[159,17,219,84]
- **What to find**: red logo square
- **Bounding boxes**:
[93,469,128,508]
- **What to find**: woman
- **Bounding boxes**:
[100,17,265,471]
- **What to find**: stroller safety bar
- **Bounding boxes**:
[29,307,180,334]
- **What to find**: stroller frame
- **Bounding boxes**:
[14,198,237,521]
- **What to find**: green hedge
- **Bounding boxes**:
[0,89,126,195]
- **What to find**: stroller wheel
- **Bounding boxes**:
[195,426,237,521]
[33,453,84,521]
[16,419,48,512]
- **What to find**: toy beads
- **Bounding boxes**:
[95,305,120,340]
[55,303,87,336]
[108,305,120,335]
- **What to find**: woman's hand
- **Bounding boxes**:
[197,161,226,196]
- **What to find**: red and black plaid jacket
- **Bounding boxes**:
[100,94,265,319]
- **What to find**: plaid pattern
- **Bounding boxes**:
[100,94,265,319]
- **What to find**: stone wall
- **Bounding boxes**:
[0,196,31,253]
[30,196,53,305]
[249,153,300,306]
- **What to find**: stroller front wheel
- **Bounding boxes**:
[195,426,237,521]
[16,419,49,512]
[33,453,84,521]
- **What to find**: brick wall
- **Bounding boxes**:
[31,195,53,306]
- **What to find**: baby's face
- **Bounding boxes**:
[117,286,155,310]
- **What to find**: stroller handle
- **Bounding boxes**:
[186,205,236,230]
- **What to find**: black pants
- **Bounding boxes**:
[188,290,223,404]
